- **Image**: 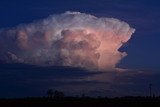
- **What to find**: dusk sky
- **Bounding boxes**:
[0,0,160,98]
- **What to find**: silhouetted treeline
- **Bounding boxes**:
[0,89,160,107]
[1,96,160,107]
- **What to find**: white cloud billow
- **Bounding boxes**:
[0,12,135,71]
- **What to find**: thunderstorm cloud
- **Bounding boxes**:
[0,12,135,71]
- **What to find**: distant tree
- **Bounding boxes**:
[47,89,54,98]
[81,94,85,98]
[47,89,65,98]
[54,90,65,98]
[98,96,102,99]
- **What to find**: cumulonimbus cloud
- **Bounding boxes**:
[0,11,135,71]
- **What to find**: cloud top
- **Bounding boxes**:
[0,12,135,71]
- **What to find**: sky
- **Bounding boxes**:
[0,0,160,98]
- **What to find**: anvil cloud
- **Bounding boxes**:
[0,12,135,71]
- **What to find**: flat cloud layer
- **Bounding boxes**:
[0,11,135,71]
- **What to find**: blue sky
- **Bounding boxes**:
[0,0,160,97]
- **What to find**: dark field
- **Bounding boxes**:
[0,97,160,107]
